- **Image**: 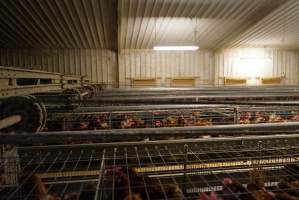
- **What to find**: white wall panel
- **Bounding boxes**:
[215,48,299,85]
[1,47,298,88]
[118,50,215,87]
[0,49,118,86]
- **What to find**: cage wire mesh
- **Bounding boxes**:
[46,107,235,131]
[0,146,19,188]
[45,105,299,132]
[1,139,299,200]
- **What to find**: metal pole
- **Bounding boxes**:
[3,122,299,144]
[94,150,105,200]
[0,115,22,130]
[234,107,239,124]
[183,144,188,196]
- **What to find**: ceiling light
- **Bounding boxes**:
[153,46,199,51]
[240,57,272,62]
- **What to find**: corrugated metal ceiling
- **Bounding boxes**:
[0,0,117,49]
[119,0,288,49]
[1,0,298,50]
[227,0,299,49]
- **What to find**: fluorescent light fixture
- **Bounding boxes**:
[153,46,199,51]
[240,57,272,62]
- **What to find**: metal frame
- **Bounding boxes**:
[0,66,95,97]
[3,122,299,144]
[85,91,299,105]
[50,104,235,113]
[0,66,61,97]
[15,133,299,150]
[2,134,299,199]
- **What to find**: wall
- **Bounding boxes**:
[118,50,215,87]
[0,49,118,85]
[1,48,298,87]
[215,48,299,85]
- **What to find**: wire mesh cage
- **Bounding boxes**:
[45,105,299,132]
[46,106,235,131]
[2,136,299,200]
[237,106,299,124]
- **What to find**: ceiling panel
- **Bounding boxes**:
[1,0,297,50]
[226,0,299,49]
[0,0,117,49]
[119,0,288,49]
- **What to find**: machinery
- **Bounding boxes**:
[0,88,100,133]
[0,96,47,133]
[1,87,299,199]
[33,85,100,110]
